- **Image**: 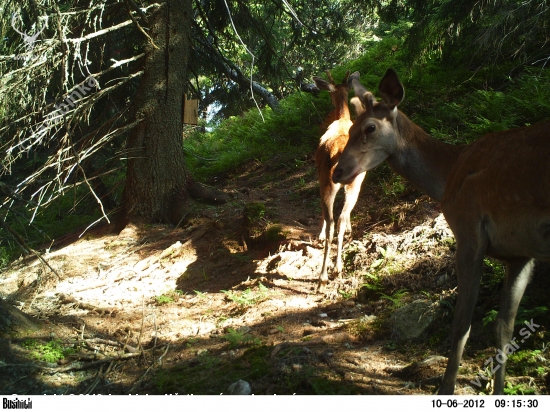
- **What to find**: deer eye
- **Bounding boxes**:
[365,124,376,134]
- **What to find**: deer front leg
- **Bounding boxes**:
[335,171,365,274]
[439,238,485,394]
[318,183,339,290]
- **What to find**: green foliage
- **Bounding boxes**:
[184,92,329,181]
[308,376,359,395]
[505,349,548,394]
[410,67,550,145]
[155,295,174,305]
[515,305,549,326]
[380,174,406,198]
[347,314,383,339]
[194,290,207,299]
[222,282,269,306]
[0,184,104,268]
[245,202,266,224]
[367,245,405,276]
[361,272,384,295]
[504,382,538,396]
[0,245,15,269]
[338,289,352,299]
[482,257,506,288]
[222,328,262,348]
[380,288,409,309]
[404,0,550,69]
[483,298,548,327]
[265,224,285,243]
[153,346,271,394]
[22,339,74,363]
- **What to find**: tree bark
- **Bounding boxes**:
[122,0,192,225]
[0,299,40,337]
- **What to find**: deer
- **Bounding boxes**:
[332,68,550,395]
[313,70,366,290]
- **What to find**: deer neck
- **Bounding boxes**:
[386,112,464,202]
[331,91,351,121]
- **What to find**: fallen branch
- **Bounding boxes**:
[0,351,143,373]
[85,337,137,353]
[58,294,116,315]
[43,351,142,373]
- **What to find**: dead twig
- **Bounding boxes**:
[136,297,145,353]
[125,0,158,49]
[84,364,103,394]
[127,344,169,394]
[85,337,137,353]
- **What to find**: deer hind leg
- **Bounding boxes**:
[318,183,340,289]
[439,236,486,395]
[493,258,534,395]
[335,171,366,274]
[319,218,327,241]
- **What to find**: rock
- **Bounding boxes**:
[227,379,252,395]
[456,385,477,395]
[391,299,440,340]
[236,326,250,334]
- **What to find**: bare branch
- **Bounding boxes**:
[66,20,134,44]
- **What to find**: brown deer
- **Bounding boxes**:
[333,68,550,394]
[313,70,365,290]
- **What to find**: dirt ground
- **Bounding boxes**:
[0,154,548,395]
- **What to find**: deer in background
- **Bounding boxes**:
[333,68,550,394]
[313,70,365,290]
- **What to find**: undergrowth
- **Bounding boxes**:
[22,339,74,363]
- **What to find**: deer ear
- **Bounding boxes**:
[313,77,336,92]
[351,78,368,101]
[350,96,365,116]
[363,92,375,113]
[347,71,360,88]
[351,79,375,113]
[378,68,404,108]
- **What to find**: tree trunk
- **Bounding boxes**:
[0,298,40,337]
[122,0,192,225]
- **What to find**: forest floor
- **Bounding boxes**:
[0,153,548,396]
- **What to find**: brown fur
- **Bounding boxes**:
[334,69,550,394]
[314,71,365,289]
